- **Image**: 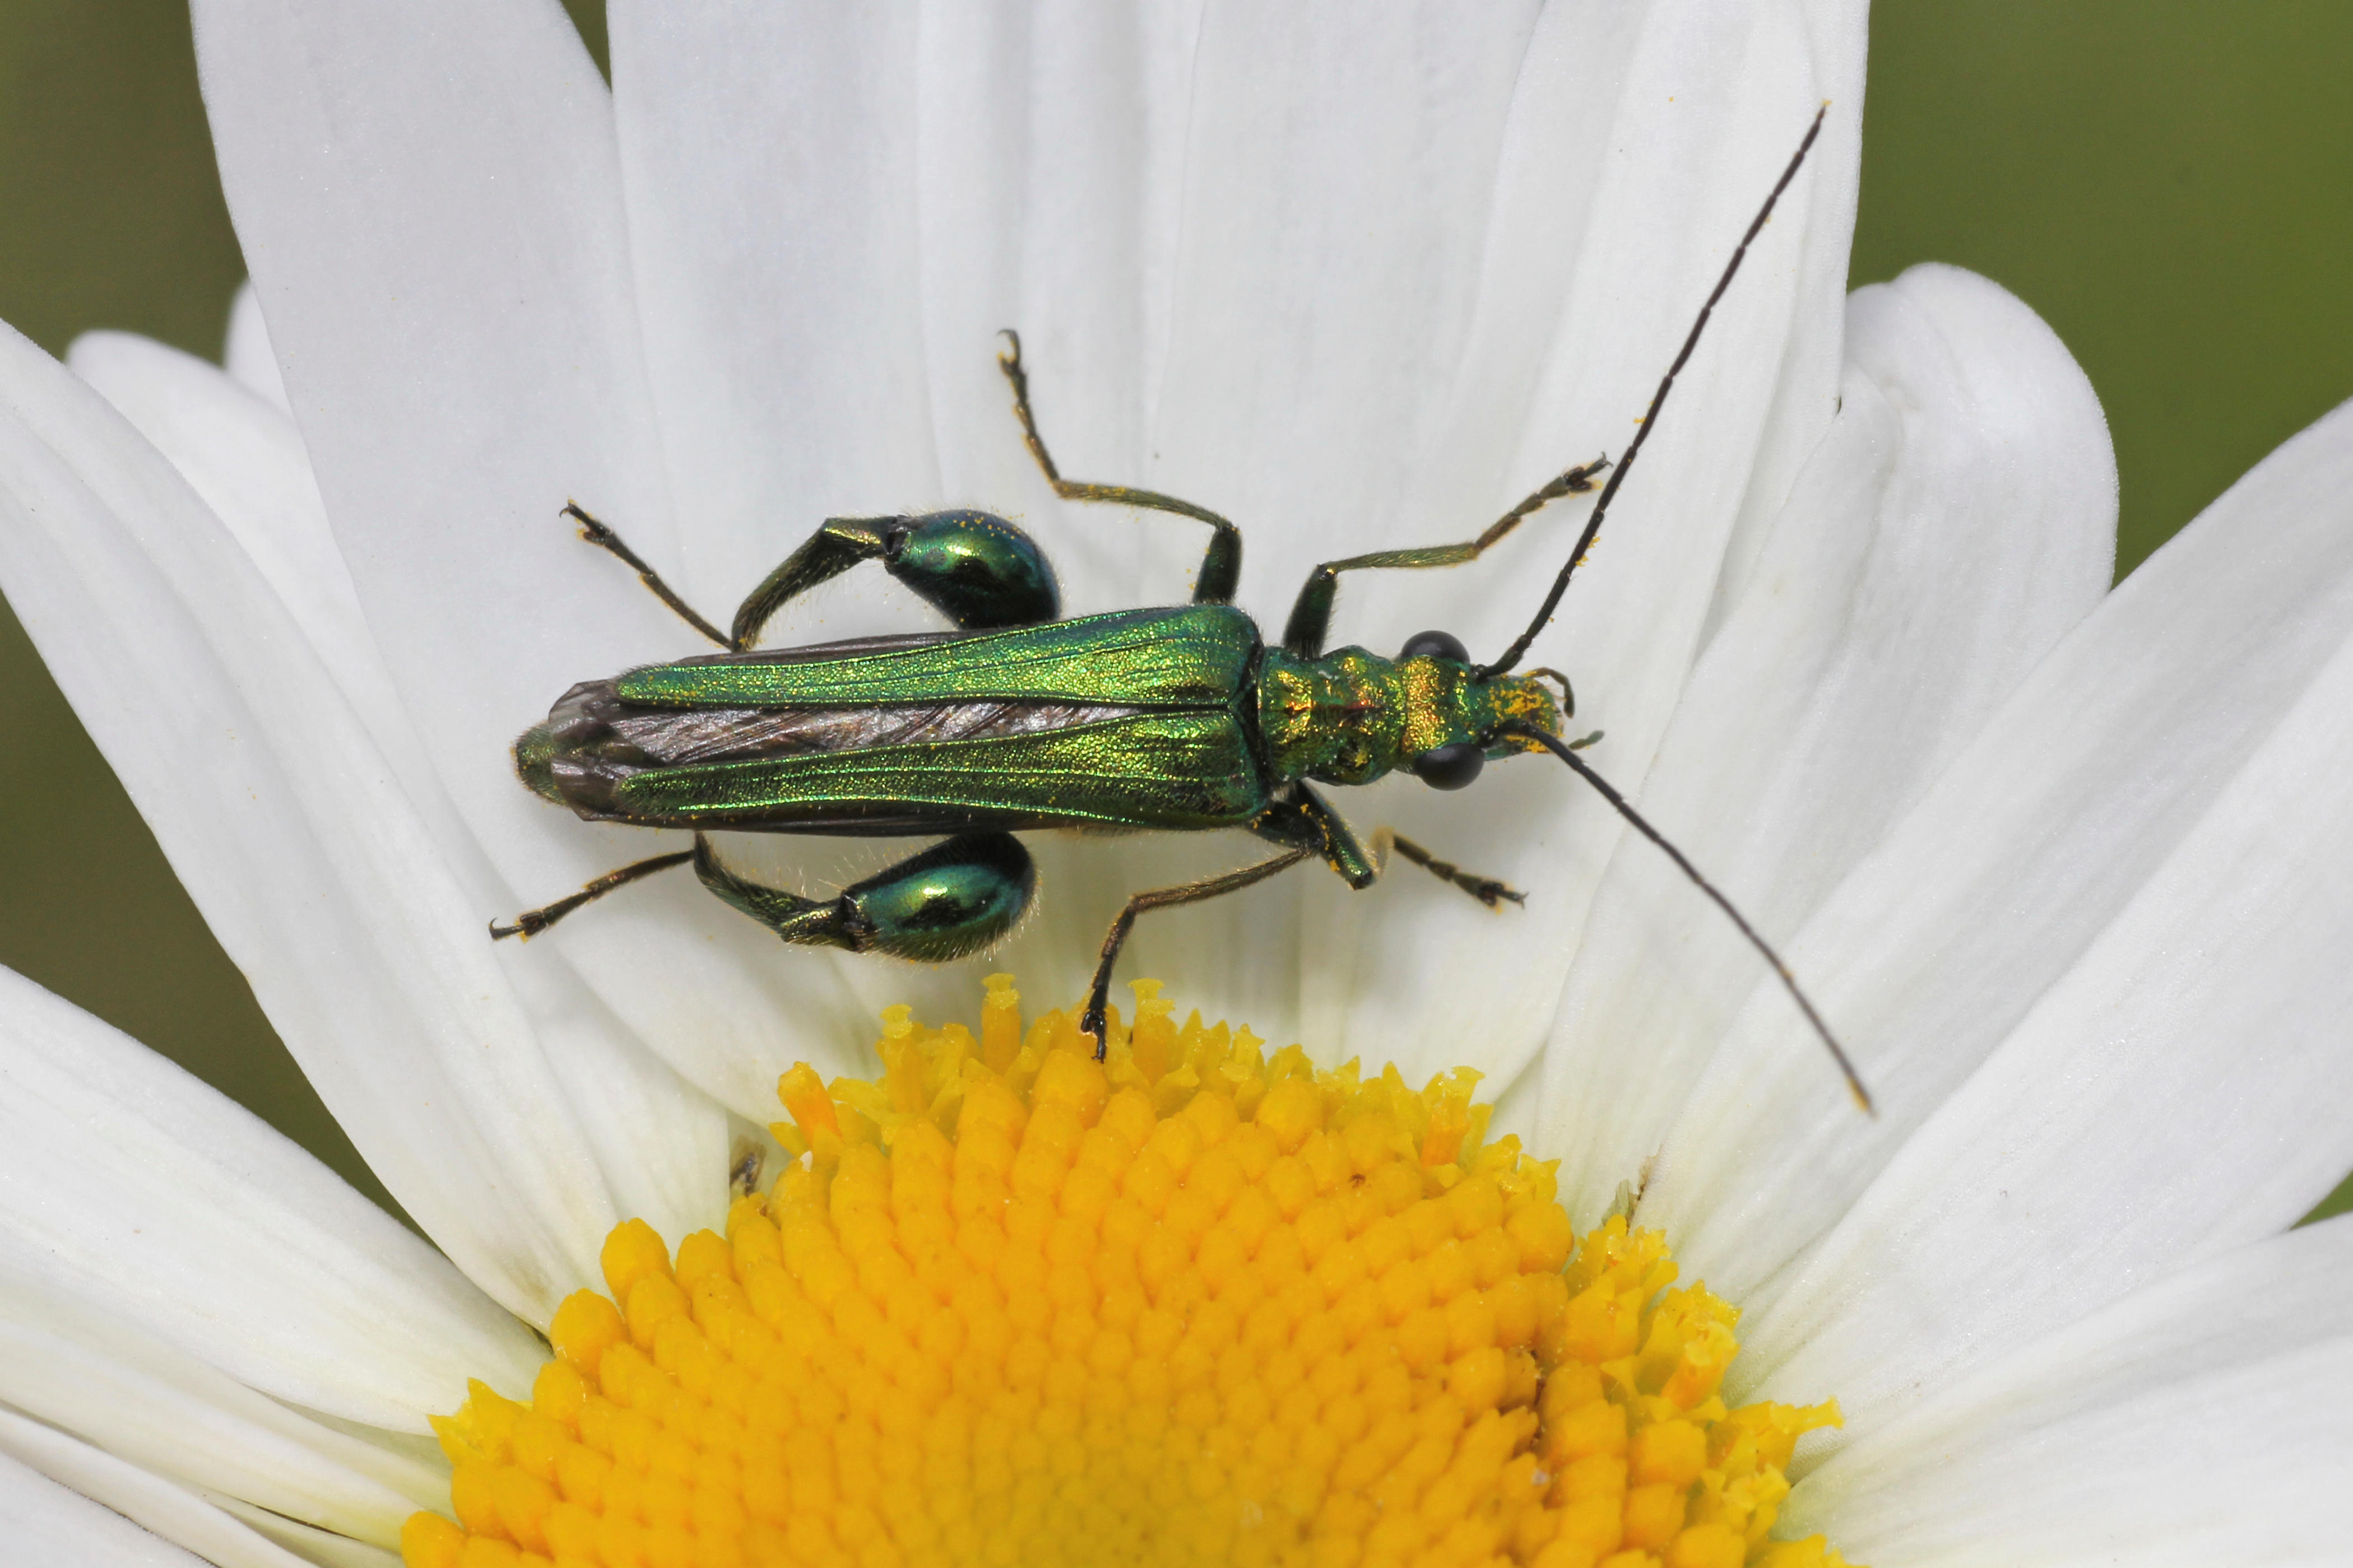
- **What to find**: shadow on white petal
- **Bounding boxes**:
[1744,601,2353,1428]
[1312,3,1850,1091]
[68,329,441,806]
[195,0,853,1114]
[0,1270,432,1547]
[64,324,738,1267]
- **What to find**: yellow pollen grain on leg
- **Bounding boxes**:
[405,978,1860,1568]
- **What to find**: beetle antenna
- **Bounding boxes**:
[1500,720,1872,1114]
[1478,105,1827,680]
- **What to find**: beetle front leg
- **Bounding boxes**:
[1249,783,1379,888]
[1251,786,1527,909]
[694,832,1036,962]
[1277,457,1608,658]
[997,330,1244,605]
[1385,831,1525,909]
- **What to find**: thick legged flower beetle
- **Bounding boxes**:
[498,110,1866,1108]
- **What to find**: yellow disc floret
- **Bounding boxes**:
[404,978,1856,1568]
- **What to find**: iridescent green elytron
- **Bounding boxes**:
[500,110,1868,1104]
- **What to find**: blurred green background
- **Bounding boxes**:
[0,1,2346,1223]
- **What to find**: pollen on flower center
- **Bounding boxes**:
[404,978,1857,1568]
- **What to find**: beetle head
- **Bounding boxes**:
[1392,630,1564,790]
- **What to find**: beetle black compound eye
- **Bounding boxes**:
[1398,629,1470,664]
[1412,741,1485,790]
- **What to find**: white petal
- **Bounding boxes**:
[0,1409,368,1568]
[222,282,290,415]
[208,1498,401,1568]
[1648,393,2353,1353]
[0,965,536,1428]
[843,0,1562,1041]
[0,1267,437,1544]
[194,0,1876,1105]
[1786,1217,2353,1566]
[609,2,934,607]
[1277,0,1864,1086]
[911,0,1206,597]
[0,321,623,1320]
[68,331,425,787]
[63,328,732,1249]
[1102,0,1544,618]
[1742,594,2353,1426]
[191,1,843,1115]
[1542,263,2115,1220]
[935,2,1875,1077]
[0,1439,214,1567]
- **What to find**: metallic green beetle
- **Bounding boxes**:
[502,380,1583,1041]
[499,111,1865,1105]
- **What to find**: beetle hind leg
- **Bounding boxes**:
[696,832,1036,962]
[730,511,1063,649]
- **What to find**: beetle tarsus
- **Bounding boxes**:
[1479,105,1827,680]
[1390,833,1526,909]
[491,847,698,943]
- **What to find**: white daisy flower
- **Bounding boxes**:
[1,3,2347,1565]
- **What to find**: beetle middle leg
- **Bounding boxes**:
[1080,848,1314,1053]
[1278,457,1610,658]
[997,330,1244,606]
[1255,784,1526,908]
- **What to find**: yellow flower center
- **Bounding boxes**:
[403,978,1855,1568]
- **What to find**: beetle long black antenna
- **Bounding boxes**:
[1478,106,1827,680]
[1500,721,1873,1114]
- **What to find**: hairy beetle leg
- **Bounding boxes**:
[490,846,698,939]
[731,510,1061,647]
